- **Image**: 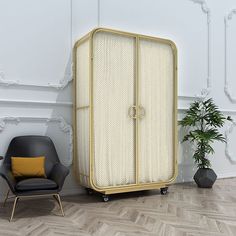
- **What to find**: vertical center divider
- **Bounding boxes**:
[89,33,94,188]
[135,36,139,184]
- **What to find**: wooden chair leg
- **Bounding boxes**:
[53,194,59,205]
[53,194,65,217]
[9,197,19,222]
[3,189,10,207]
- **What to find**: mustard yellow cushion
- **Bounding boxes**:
[11,156,46,178]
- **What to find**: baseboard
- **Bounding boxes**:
[216,172,236,179]
[60,173,236,196]
[61,186,85,196]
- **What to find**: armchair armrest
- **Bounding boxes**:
[0,164,16,193]
[49,163,69,191]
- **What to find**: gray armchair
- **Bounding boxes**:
[0,135,69,221]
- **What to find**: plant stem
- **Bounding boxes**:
[200,114,206,168]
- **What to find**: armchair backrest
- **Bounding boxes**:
[4,136,60,177]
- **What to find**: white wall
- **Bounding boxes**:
[0,0,236,199]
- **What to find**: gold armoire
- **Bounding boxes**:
[73,28,178,201]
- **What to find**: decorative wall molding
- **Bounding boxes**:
[225,120,236,163]
[0,0,73,91]
[0,116,73,166]
[178,0,211,99]
[0,71,72,90]
[0,0,210,99]
[0,98,73,107]
[224,9,236,103]
[217,171,236,179]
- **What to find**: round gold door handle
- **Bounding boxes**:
[139,106,145,119]
[128,106,137,119]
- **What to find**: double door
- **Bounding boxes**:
[92,29,177,189]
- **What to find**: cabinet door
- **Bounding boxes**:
[92,30,136,187]
[139,38,176,183]
[75,40,90,187]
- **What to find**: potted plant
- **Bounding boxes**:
[179,98,232,188]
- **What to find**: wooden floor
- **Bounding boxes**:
[0,178,236,235]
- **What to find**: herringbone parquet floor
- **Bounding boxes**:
[1,178,236,236]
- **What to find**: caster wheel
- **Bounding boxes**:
[102,195,109,202]
[160,187,168,195]
[85,188,94,195]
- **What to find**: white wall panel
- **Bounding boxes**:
[0,0,71,86]
[72,0,98,43]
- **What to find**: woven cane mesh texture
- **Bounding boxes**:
[76,41,89,107]
[76,40,90,187]
[93,31,136,187]
[76,109,89,186]
[139,38,174,183]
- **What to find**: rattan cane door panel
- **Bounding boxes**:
[138,38,175,183]
[76,40,90,107]
[76,109,90,186]
[75,39,90,187]
[92,31,136,187]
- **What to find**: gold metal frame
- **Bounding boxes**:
[3,189,65,222]
[73,28,178,195]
